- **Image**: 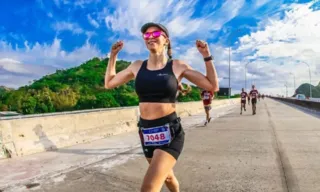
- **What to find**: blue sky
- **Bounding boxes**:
[0,0,319,96]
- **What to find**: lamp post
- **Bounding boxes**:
[228,46,231,99]
[293,59,312,98]
[228,29,241,99]
[244,62,251,91]
[302,62,312,98]
[284,82,288,98]
[289,72,296,95]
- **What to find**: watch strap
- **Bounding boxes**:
[204,55,213,62]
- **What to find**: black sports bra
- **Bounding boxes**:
[135,60,178,103]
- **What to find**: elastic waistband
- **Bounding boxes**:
[138,112,179,128]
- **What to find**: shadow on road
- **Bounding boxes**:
[33,125,144,156]
[56,147,144,156]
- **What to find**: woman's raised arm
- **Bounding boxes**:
[104,41,136,89]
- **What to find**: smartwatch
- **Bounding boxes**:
[204,55,213,62]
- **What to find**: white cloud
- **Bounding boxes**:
[87,14,100,28]
[53,21,84,34]
[53,0,100,8]
[122,40,144,55]
[0,38,102,88]
[174,2,320,96]
[75,0,101,7]
[254,0,272,8]
[208,0,245,31]
[0,58,31,74]
[104,0,244,38]
[103,0,244,56]
[231,2,320,95]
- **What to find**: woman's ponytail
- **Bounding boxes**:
[167,41,172,59]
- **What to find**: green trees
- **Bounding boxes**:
[0,57,216,115]
[295,83,320,98]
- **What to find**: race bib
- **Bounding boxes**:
[203,95,210,100]
[141,124,172,146]
[241,97,246,100]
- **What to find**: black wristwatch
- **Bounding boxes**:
[204,55,213,62]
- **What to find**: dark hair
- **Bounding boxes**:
[167,40,172,59]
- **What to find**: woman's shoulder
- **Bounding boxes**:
[129,60,144,69]
[172,59,191,69]
[129,60,146,76]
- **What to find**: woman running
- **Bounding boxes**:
[104,22,219,192]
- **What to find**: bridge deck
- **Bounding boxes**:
[1,99,320,192]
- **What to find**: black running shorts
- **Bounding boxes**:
[137,112,185,160]
[252,98,257,104]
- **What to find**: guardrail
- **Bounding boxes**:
[269,96,320,112]
[309,98,320,103]
[0,106,138,121]
[0,99,239,158]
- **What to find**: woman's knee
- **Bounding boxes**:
[165,171,177,183]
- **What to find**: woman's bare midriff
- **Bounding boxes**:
[139,103,176,120]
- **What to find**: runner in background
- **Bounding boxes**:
[240,88,248,115]
[249,85,259,115]
[201,89,214,126]
[247,94,250,106]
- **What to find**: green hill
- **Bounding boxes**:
[295,82,320,98]
[0,57,202,114]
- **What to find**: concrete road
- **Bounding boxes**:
[2,98,320,192]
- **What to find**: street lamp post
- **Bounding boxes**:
[228,29,241,99]
[300,61,312,98]
[289,72,296,95]
[245,62,251,91]
[228,46,231,99]
[284,82,288,98]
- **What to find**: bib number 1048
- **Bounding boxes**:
[141,124,172,146]
[146,134,166,141]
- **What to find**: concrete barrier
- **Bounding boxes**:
[269,96,320,111]
[0,99,238,159]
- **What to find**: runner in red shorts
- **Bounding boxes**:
[240,88,248,115]
[249,85,259,115]
[201,89,214,125]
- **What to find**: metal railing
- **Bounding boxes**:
[269,96,320,111]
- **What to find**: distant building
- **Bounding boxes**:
[217,87,231,97]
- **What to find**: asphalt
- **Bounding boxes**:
[1,98,320,192]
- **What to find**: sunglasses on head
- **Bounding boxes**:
[143,31,167,40]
